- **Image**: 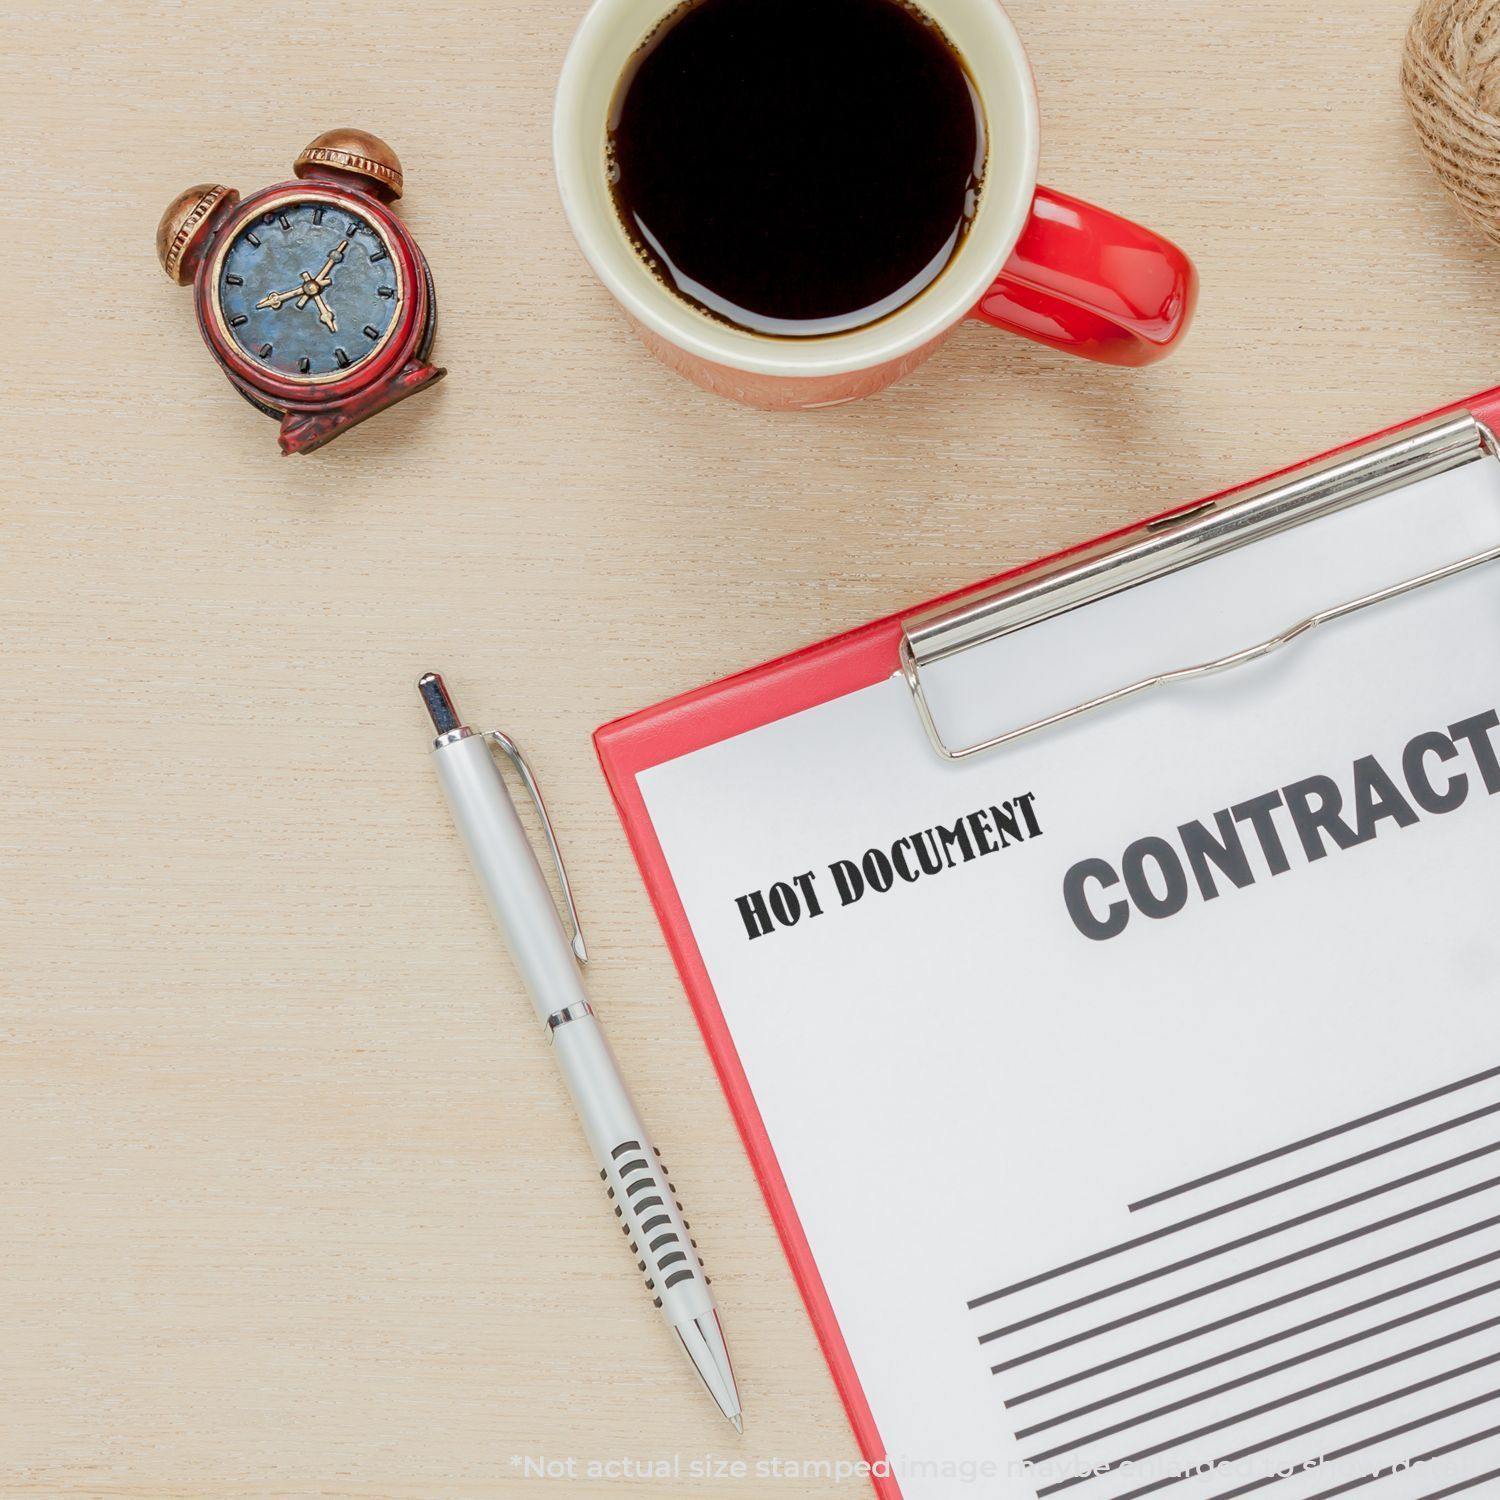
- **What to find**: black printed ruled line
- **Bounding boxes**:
[979,1156,1500,1341]
[1306,1425,1500,1500]
[1053,1353,1500,1498]
[978,1134,1500,1326]
[1014,1267,1500,1444]
[997,1210,1500,1388]
[1118,1379,1500,1500]
[1028,1312,1500,1489]
[1416,1460,1500,1499]
[1132,1063,1500,1214]
[973,1103,1500,1309]
[1210,1407,1500,1500]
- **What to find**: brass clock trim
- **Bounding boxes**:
[158,183,236,285]
[294,130,405,201]
[206,187,407,387]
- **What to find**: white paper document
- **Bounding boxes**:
[638,459,1500,1500]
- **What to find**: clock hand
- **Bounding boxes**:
[296,239,349,308]
[249,232,348,327]
[255,285,312,311]
[270,270,337,333]
[309,287,338,335]
[255,262,338,311]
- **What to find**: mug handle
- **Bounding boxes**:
[971,187,1198,366]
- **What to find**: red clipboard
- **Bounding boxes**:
[593,382,1500,1495]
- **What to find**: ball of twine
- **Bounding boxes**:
[1404,0,1500,245]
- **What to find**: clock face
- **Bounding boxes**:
[214,198,402,381]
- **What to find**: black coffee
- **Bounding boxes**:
[608,0,986,337]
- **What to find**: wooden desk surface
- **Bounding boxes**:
[3,0,1497,1493]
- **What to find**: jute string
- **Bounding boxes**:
[1404,0,1500,244]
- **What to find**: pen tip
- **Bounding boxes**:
[418,672,462,736]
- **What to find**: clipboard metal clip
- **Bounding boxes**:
[900,412,1500,762]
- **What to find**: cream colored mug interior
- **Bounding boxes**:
[554,0,1040,379]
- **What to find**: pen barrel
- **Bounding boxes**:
[552,1012,714,1328]
[432,733,589,1026]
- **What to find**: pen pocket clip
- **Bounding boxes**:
[485,730,589,965]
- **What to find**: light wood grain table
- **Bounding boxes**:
[3,1,1498,1494]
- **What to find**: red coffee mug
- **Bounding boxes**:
[556,0,1197,410]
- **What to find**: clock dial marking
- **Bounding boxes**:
[217,199,400,380]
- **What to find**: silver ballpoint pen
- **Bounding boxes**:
[418,673,743,1431]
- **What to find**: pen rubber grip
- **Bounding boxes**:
[552,1014,714,1323]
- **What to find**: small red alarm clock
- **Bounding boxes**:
[157,130,444,455]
